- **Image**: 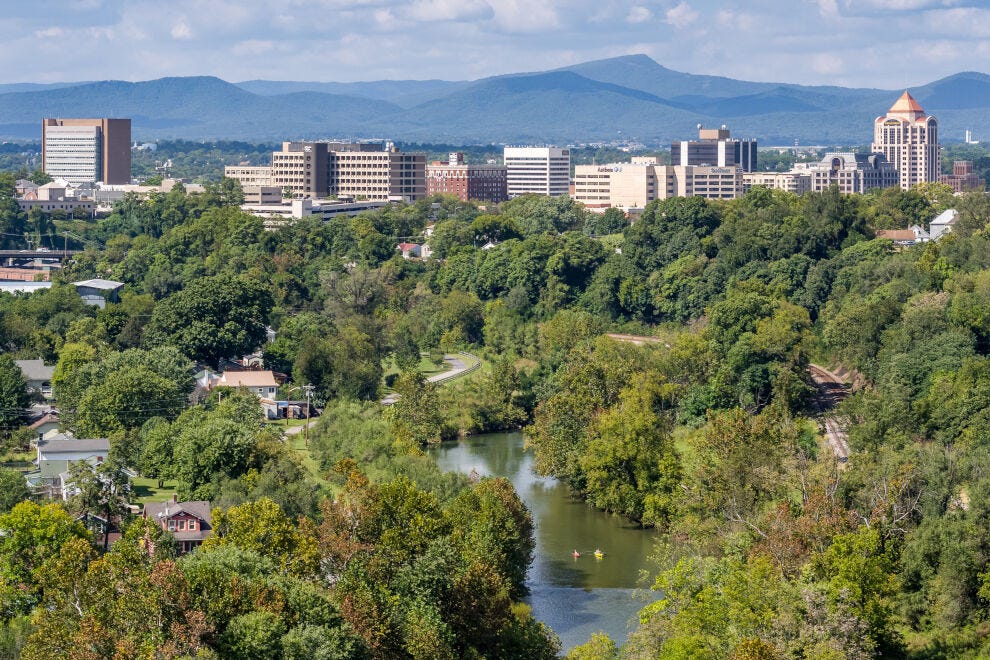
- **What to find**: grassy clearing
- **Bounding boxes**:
[131,476,179,506]
[285,426,331,489]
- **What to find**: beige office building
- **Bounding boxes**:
[742,171,812,195]
[225,166,274,187]
[574,158,742,211]
[872,91,940,190]
[226,141,426,202]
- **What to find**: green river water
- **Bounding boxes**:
[429,431,660,652]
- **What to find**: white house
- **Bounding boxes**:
[216,370,279,398]
[929,208,959,241]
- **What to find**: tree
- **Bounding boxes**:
[0,502,89,617]
[384,371,445,445]
[579,374,682,526]
[66,461,131,551]
[145,273,273,366]
[0,469,29,513]
[584,207,627,236]
[0,354,29,432]
[203,498,318,576]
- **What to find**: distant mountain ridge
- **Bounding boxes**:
[1,55,988,145]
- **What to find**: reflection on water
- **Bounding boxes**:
[429,432,660,651]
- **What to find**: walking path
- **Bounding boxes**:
[380,352,480,405]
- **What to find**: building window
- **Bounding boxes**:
[168,520,176,531]
[189,520,196,531]
[178,520,186,531]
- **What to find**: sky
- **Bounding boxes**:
[5,0,990,88]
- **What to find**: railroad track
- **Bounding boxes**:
[808,363,850,462]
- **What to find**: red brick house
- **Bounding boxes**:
[144,496,213,554]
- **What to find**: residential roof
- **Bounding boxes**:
[931,208,959,226]
[397,242,420,251]
[219,370,278,388]
[876,229,917,241]
[15,359,54,381]
[38,435,110,454]
[29,412,59,430]
[72,278,124,290]
[145,500,212,525]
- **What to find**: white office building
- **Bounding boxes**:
[504,146,570,198]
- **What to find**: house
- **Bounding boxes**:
[15,359,55,399]
[35,434,110,499]
[875,229,919,246]
[397,242,422,259]
[930,208,958,241]
[144,496,213,554]
[217,370,279,398]
[37,434,110,480]
[15,179,38,196]
[29,411,60,437]
[72,279,124,309]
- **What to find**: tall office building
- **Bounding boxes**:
[503,146,570,197]
[42,118,131,185]
[672,125,757,172]
[872,91,940,190]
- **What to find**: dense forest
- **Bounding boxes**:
[2,165,990,657]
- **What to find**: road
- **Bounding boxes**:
[808,363,851,462]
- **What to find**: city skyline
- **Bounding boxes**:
[6,0,990,88]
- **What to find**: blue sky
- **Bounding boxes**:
[6,0,989,87]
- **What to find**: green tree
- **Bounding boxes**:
[0,469,29,513]
[145,273,273,366]
[0,354,28,431]
[0,501,89,617]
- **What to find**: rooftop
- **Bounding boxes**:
[219,370,278,388]
[15,359,54,381]
[38,434,110,454]
[72,278,124,290]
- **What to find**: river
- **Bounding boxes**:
[429,431,659,652]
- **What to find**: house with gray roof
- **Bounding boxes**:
[144,496,213,554]
[15,359,54,399]
[36,433,110,479]
[72,279,123,308]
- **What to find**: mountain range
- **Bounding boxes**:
[2,55,989,146]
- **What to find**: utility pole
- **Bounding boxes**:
[303,384,315,447]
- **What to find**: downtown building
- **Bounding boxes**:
[426,152,507,203]
[573,157,743,213]
[503,146,570,198]
[672,125,757,172]
[743,152,898,195]
[226,141,426,202]
[872,91,940,190]
[940,161,985,192]
[42,118,131,185]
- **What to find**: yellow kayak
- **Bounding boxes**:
[594,549,604,559]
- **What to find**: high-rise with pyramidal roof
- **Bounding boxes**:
[871,91,940,191]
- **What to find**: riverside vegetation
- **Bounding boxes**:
[0,173,989,657]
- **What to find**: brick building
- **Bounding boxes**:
[426,153,508,202]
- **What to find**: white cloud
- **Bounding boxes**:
[34,27,66,38]
[405,0,493,22]
[170,19,193,40]
[627,6,653,24]
[811,53,844,75]
[489,0,560,33]
[665,2,699,29]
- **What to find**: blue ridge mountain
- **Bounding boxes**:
[0,55,987,144]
